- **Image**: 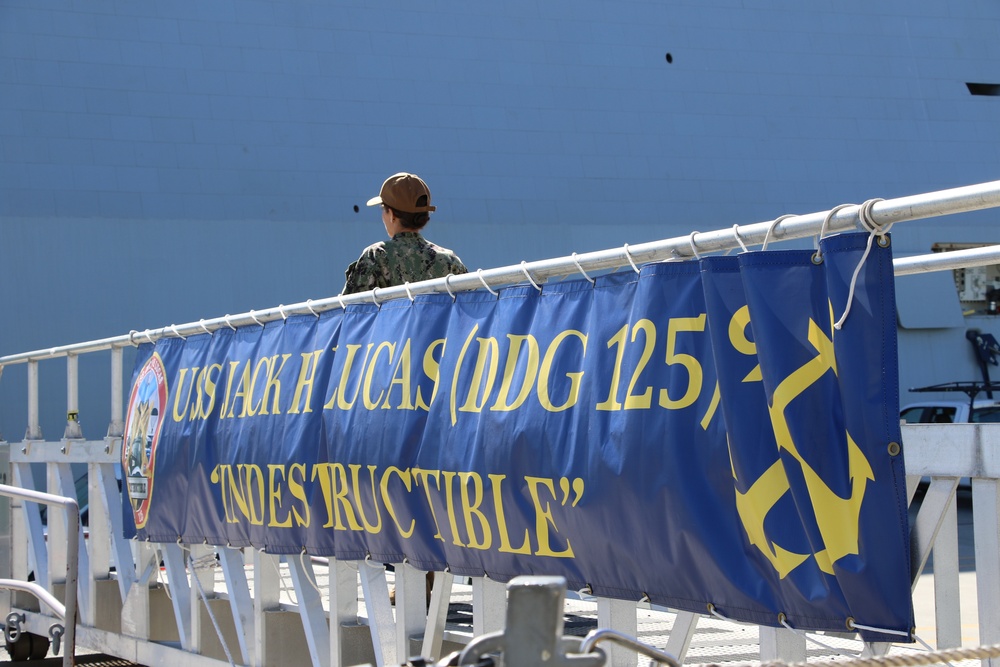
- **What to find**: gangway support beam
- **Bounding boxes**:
[759,626,806,663]
[598,598,636,667]
[217,547,253,665]
[287,554,330,667]
[359,559,395,667]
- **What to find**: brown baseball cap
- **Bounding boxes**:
[366,172,437,213]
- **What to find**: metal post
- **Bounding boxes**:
[0,484,79,667]
[64,355,83,439]
[108,347,124,438]
[25,362,41,441]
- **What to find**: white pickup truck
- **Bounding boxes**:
[900,399,1000,424]
[901,381,1000,423]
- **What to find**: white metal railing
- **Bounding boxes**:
[0,484,79,666]
[2,179,1000,666]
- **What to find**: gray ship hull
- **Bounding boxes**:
[2,0,1000,439]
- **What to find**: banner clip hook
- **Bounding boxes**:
[477,269,499,296]
[520,261,543,291]
[623,244,641,273]
[572,252,595,284]
[688,231,702,260]
[761,214,797,251]
[731,225,749,253]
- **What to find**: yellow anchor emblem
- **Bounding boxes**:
[731,309,874,578]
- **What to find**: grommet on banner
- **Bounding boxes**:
[761,214,797,251]
[198,319,213,336]
[623,244,641,273]
[477,268,499,295]
[444,274,456,301]
[520,261,543,292]
[171,324,186,340]
[403,282,415,301]
[571,252,595,283]
[731,225,749,253]
[688,231,702,260]
[250,310,264,327]
[224,315,237,331]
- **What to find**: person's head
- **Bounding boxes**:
[366,172,435,231]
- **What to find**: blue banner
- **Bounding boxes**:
[122,232,912,640]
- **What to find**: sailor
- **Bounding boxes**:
[342,172,468,295]
[342,172,463,605]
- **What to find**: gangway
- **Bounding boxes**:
[3,180,1000,666]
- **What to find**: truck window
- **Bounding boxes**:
[972,406,1000,423]
[901,406,957,423]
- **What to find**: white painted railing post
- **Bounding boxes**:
[64,354,83,439]
[974,478,1000,667]
[25,361,41,441]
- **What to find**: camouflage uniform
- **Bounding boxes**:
[342,230,468,295]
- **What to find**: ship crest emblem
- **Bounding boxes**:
[122,353,168,529]
[732,316,873,578]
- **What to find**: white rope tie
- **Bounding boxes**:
[223,315,237,331]
[306,299,321,316]
[623,244,641,273]
[198,319,213,336]
[572,252,595,283]
[834,198,889,330]
[249,310,264,327]
[170,324,186,340]
[336,294,346,311]
[761,214,797,251]
[299,549,322,595]
[732,225,749,253]
[403,282,415,301]
[688,231,702,260]
[277,304,288,320]
[520,261,543,292]
[779,615,855,658]
[707,603,740,623]
[444,273,457,300]
[813,203,856,261]
[128,330,140,347]
[477,268,500,295]
[371,288,381,306]
[144,330,155,344]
